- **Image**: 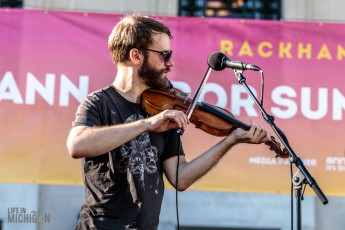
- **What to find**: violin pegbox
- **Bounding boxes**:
[265,136,289,158]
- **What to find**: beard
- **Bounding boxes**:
[138,58,170,89]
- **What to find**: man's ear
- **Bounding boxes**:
[129,49,142,65]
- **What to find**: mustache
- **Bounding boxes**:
[162,67,171,73]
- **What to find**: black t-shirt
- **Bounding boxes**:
[73,85,184,230]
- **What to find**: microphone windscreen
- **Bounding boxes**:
[207,52,226,71]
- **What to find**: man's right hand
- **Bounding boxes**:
[145,109,189,133]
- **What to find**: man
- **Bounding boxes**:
[67,14,269,230]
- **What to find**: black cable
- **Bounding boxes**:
[260,70,294,229]
[290,161,294,230]
[259,69,295,230]
[175,132,182,230]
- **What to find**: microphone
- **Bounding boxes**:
[208,52,261,71]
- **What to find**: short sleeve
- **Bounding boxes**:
[72,94,103,128]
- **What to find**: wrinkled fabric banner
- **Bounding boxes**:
[0,9,344,196]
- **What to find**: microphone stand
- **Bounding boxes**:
[232,69,328,230]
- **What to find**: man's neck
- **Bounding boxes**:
[113,67,148,103]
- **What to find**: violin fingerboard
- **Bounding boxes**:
[199,101,250,131]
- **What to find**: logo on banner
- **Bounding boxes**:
[7,207,50,224]
[325,157,345,172]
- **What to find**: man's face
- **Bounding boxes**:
[138,33,173,89]
[137,55,170,89]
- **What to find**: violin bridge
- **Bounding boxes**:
[183,92,189,104]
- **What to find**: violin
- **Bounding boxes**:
[141,87,288,158]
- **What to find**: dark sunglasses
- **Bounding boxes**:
[142,48,173,63]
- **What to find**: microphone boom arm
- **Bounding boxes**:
[177,66,213,135]
[185,66,212,120]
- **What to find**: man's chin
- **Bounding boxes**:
[161,76,171,89]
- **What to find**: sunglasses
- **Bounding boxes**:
[142,48,173,63]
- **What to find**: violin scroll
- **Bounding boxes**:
[265,136,289,158]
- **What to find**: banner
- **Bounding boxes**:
[0,9,344,196]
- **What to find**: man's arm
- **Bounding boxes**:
[67,121,147,159]
[163,121,268,191]
[66,109,189,158]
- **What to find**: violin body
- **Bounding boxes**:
[141,87,289,158]
[142,87,238,136]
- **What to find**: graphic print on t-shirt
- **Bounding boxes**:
[116,114,159,189]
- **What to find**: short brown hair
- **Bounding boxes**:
[108,14,172,65]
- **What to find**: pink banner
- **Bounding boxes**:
[0,9,344,196]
